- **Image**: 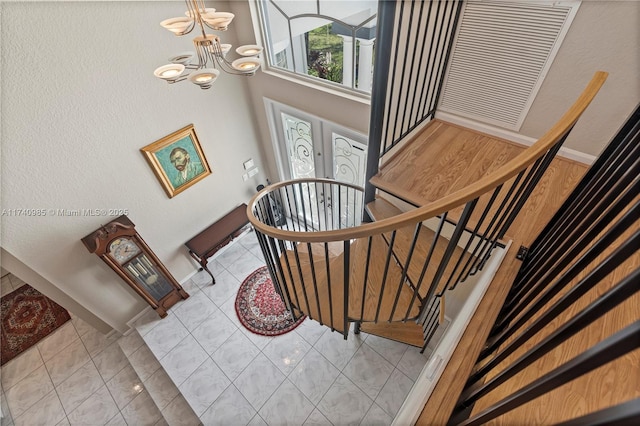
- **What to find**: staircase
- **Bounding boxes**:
[247,72,607,352]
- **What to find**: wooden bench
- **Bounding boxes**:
[185,203,250,283]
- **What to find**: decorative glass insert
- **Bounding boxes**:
[332,133,366,227]
[257,0,378,94]
[282,112,315,179]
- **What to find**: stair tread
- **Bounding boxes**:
[349,235,421,322]
[278,238,421,330]
[367,199,475,298]
[370,120,526,240]
[280,243,347,332]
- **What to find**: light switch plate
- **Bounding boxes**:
[248,167,259,177]
[243,159,254,170]
[242,173,249,181]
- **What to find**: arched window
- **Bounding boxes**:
[256,0,378,95]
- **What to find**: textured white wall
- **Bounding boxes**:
[521,1,640,156]
[1,1,267,333]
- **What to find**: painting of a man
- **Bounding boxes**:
[169,147,205,187]
[141,124,212,198]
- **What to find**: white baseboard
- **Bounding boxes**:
[393,241,512,426]
[435,111,596,165]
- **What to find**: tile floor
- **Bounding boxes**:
[0,230,436,426]
[130,230,435,426]
[0,274,163,426]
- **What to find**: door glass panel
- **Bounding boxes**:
[332,133,367,228]
[281,112,321,229]
[282,113,315,179]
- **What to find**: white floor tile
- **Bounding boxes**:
[199,385,256,426]
[160,395,200,426]
[295,319,328,346]
[313,328,364,370]
[191,308,237,355]
[92,342,129,382]
[262,331,311,375]
[211,330,260,381]
[106,365,145,410]
[36,322,79,362]
[178,358,230,416]
[142,368,179,411]
[361,402,393,426]
[13,389,65,426]
[258,380,314,426]
[127,344,162,382]
[364,334,409,366]
[234,353,285,411]
[240,328,275,351]
[117,330,145,357]
[317,374,372,426]
[44,338,91,386]
[120,390,163,426]
[1,347,43,390]
[375,368,414,418]
[173,291,217,331]
[215,243,250,267]
[55,361,104,413]
[303,408,332,426]
[247,414,268,426]
[200,270,242,307]
[342,344,394,399]
[288,348,340,405]
[105,412,128,426]
[158,335,207,386]
[67,385,118,426]
[80,328,118,357]
[142,314,189,360]
[226,253,265,283]
[5,365,54,418]
[396,346,430,381]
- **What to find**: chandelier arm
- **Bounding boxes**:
[156,1,260,88]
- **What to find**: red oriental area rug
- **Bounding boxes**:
[1,284,71,365]
[235,267,305,336]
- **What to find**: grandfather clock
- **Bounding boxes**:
[82,215,189,318]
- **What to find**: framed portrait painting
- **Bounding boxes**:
[141,124,211,198]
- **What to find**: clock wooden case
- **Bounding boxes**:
[82,215,189,318]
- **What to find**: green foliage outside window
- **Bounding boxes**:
[306,24,344,84]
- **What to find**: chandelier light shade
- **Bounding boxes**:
[154,0,262,89]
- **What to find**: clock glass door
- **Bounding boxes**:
[109,238,174,301]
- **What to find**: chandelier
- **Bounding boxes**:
[154,0,263,89]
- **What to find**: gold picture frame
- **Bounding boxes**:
[141,124,212,198]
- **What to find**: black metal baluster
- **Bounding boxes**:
[482,227,640,361]
[306,242,323,326]
[389,223,422,321]
[324,242,334,332]
[493,190,640,335]
[277,239,301,311]
[461,266,640,406]
[343,240,351,339]
[520,151,640,278]
[360,236,373,322]
[404,213,448,320]
[375,231,397,322]
[458,322,640,426]
[527,104,640,263]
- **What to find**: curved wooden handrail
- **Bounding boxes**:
[248,71,608,243]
